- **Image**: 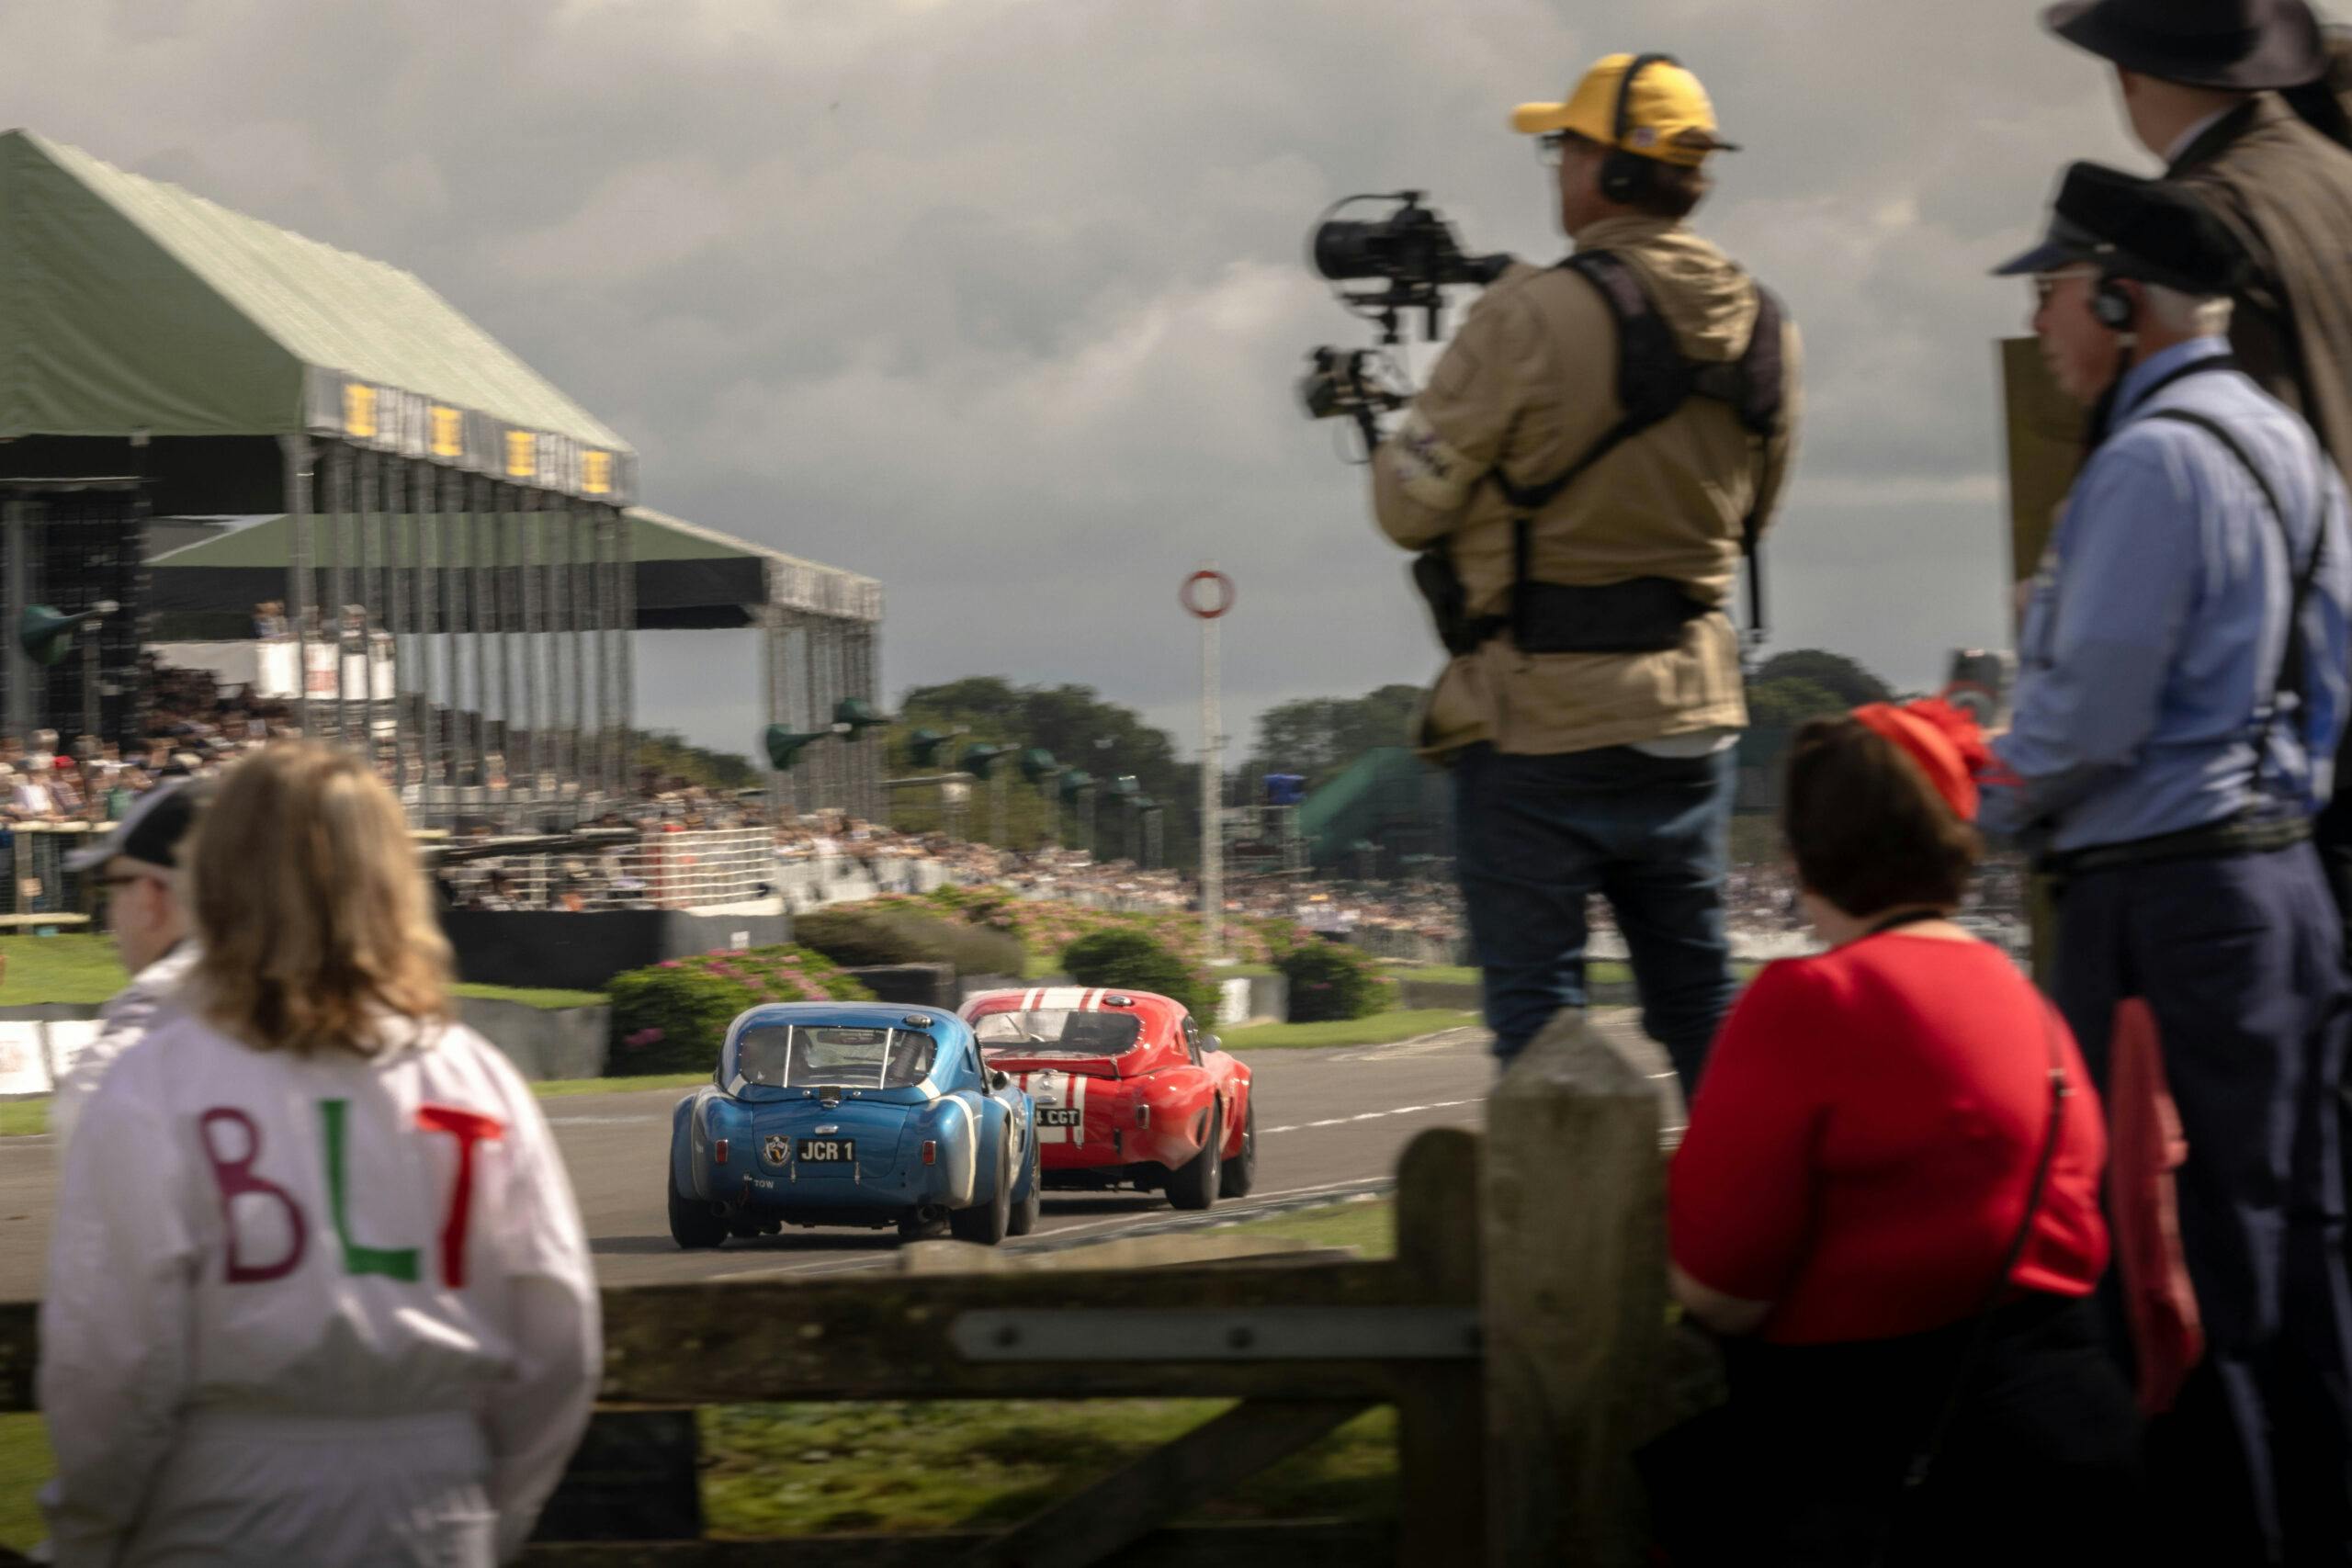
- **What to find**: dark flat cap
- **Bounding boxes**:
[1994,162,2250,295]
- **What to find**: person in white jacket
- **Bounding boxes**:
[51,779,210,1153]
[38,742,601,1567]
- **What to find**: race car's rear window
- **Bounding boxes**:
[735,1026,936,1089]
[972,1010,1142,1055]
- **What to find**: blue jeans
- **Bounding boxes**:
[1453,742,1737,1086]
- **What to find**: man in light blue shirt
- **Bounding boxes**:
[1989,160,2352,1562]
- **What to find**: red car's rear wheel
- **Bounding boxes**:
[1166,1104,1222,1211]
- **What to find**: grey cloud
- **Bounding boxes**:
[0,0,2180,751]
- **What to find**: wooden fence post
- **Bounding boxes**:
[1393,1127,1484,1563]
[1483,1010,1681,1566]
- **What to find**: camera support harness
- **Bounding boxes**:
[1430,251,1786,656]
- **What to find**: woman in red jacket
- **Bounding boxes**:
[1666,703,2144,1564]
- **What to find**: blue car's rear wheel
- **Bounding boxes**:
[951,1140,1014,1246]
[1009,1131,1043,1237]
[668,1172,728,1249]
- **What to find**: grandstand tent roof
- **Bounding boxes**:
[145,507,883,639]
[0,130,631,502]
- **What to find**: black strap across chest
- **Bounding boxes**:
[2127,378,2330,786]
[1461,251,1786,657]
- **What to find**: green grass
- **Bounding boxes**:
[533,1072,709,1100]
[1219,1009,1479,1052]
[2,933,603,1011]
[701,1399,1396,1538]
[1224,1198,1396,1260]
[0,934,125,1006]
[0,1414,42,1551]
[0,1070,719,1137]
[452,983,607,1010]
[0,1390,1399,1550]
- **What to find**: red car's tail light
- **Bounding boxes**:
[1136,1104,1151,1128]
[713,1138,730,1165]
[922,1140,938,1166]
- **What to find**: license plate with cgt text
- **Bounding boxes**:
[1037,1108,1082,1128]
[797,1138,856,1163]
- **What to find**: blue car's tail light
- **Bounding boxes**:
[713,1138,729,1165]
[922,1139,938,1166]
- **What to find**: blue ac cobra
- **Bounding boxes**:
[667,1001,1041,1247]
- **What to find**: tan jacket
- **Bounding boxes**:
[1372,216,1802,758]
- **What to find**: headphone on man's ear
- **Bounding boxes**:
[1600,52,1678,205]
[2092,274,2135,330]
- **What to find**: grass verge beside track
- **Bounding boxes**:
[1,933,604,1010]
[1218,1010,1478,1051]
[0,1395,1397,1551]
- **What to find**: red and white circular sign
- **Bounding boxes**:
[1181,570,1237,620]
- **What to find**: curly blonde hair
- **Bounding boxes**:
[188,742,451,1055]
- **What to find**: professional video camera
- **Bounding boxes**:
[1298,192,1510,451]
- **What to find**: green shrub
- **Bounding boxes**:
[1060,929,1217,1022]
[1278,941,1396,1023]
[793,907,1024,978]
[607,945,874,1074]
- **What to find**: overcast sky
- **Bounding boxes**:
[1,0,2162,759]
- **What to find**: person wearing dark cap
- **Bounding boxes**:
[1988,162,2352,1565]
[2046,0,2352,931]
[51,779,210,1152]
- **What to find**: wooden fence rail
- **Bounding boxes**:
[0,1011,1683,1567]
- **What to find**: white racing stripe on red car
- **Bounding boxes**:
[1021,1068,1090,1145]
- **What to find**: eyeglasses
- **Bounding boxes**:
[2030,266,2099,309]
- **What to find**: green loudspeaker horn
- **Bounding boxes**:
[1057,769,1094,803]
[908,728,951,768]
[1019,747,1058,785]
[1108,774,1141,798]
[763,725,833,771]
[960,743,1013,779]
[19,604,112,668]
[832,697,888,740]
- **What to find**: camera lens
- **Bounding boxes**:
[1311,220,1388,281]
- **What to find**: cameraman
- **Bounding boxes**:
[1374,52,1801,1087]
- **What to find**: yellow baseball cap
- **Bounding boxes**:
[1510,53,1739,167]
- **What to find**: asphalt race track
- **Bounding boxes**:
[0,1027,1496,1298]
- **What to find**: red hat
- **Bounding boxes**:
[1849,697,1992,822]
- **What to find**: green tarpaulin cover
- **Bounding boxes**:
[0,130,632,501]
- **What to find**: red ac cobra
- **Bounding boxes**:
[959,987,1257,1210]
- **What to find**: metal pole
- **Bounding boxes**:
[468,476,490,813]
[3,497,31,744]
[1200,580,1223,959]
[993,769,1008,851]
[570,508,589,809]
[358,446,379,770]
[281,438,314,739]
[761,603,784,827]
[386,453,413,793]
[592,509,612,808]
[519,488,542,807]
[617,504,637,807]
[410,459,436,816]
[495,484,516,823]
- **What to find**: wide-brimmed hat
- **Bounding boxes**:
[2044,0,2327,90]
